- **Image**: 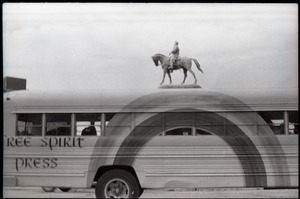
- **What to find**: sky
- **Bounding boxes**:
[2,3,298,90]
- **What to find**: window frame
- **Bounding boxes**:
[16,113,43,136]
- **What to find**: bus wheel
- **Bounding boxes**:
[59,188,71,192]
[41,187,56,192]
[95,169,140,198]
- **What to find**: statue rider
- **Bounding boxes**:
[168,41,180,72]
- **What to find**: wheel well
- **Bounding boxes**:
[93,165,142,191]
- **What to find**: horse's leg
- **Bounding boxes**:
[167,72,172,84]
[187,68,197,84]
[161,69,167,85]
[182,68,187,84]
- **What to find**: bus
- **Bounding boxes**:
[3,88,298,198]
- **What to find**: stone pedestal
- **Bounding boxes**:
[159,84,201,89]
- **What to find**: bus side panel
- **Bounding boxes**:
[134,135,298,189]
[272,135,298,187]
[134,136,245,189]
[3,104,17,186]
[247,135,298,188]
[4,137,99,188]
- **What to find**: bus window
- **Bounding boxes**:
[46,113,71,136]
[105,113,116,125]
[226,124,257,136]
[258,111,284,135]
[165,128,192,136]
[16,114,42,136]
[76,113,101,136]
[288,111,298,134]
[196,129,212,135]
[196,125,225,136]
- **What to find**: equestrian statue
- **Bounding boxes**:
[152,41,204,85]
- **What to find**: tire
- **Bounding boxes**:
[95,169,140,198]
[59,188,71,192]
[41,187,56,192]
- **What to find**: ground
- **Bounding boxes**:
[3,187,298,198]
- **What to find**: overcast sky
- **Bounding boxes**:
[3,3,298,90]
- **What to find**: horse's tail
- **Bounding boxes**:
[191,58,203,73]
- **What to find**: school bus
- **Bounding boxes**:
[3,88,298,198]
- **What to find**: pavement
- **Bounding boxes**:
[2,186,299,198]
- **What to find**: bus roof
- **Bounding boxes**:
[4,88,298,113]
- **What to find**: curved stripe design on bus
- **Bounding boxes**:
[88,90,290,188]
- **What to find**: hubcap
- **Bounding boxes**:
[104,178,129,198]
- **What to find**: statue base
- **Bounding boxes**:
[159,84,201,89]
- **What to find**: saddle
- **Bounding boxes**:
[169,56,181,67]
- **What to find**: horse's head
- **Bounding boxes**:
[151,55,159,66]
[151,55,158,66]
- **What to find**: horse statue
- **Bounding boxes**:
[151,53,203,85]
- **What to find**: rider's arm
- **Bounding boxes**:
[169,47,176,55]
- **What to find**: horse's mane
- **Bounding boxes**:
[154,53,166,58]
